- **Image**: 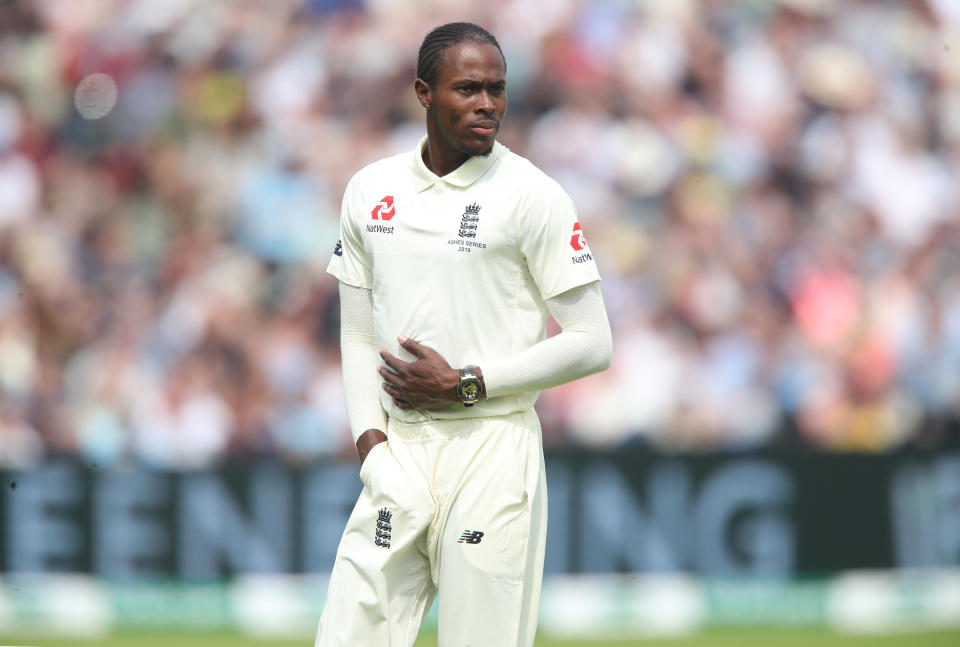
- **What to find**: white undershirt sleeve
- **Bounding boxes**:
[338,281,388,443]
[481,280,613,399]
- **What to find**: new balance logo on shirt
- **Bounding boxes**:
[457,530,484,544]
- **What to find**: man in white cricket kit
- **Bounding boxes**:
[317,22,612,647]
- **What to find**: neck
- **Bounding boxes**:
[421,136,470,177]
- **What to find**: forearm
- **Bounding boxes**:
[339,282,388,443]
[481,331,605,398]
[481,281,612,399]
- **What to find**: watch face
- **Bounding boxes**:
[458,378,480,402]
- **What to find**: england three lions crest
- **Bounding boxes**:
[375,507,392,549]
[459,203,480,238]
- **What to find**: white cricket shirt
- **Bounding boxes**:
[327,136,601,422]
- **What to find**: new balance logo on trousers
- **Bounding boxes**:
[457,530,484,544]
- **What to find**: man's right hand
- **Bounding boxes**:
[356,428,388,465]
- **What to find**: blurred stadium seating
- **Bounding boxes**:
[0,0,959,466]
[1,0,959,642]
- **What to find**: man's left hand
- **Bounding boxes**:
[378,335,460,410]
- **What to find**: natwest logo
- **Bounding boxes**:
[371,196,395,220]
[570,222,587,251]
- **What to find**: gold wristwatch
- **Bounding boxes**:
[456,367,482,407]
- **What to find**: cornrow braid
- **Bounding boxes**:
[416,22,505,88]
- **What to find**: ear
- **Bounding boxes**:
[414,78,432,110]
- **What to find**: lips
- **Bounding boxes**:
[470,121,498,136]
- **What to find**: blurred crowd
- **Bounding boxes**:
[1,0,959,469]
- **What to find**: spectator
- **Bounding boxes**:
[0,0,957,466]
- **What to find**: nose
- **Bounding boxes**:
[476,90,495,113]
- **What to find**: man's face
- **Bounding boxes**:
[422,41,507,158]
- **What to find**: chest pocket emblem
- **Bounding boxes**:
[459,203,480,238]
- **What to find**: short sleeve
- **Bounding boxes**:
[517,179,601,300]
[326,177,373,289]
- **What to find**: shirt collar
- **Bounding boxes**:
[411,135,505,192]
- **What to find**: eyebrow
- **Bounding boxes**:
[452,78,506,85]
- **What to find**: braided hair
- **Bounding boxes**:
[416,22,505,87]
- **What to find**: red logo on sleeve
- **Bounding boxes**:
[372,196,395,220]
[570,222,587,251]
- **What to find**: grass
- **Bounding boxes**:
[2,628,960,647]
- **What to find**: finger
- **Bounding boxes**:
[382,382,416,405]
[379,349,409,373]
[378,366,402,385]
[397,335,424,357]
[381,381,403,396]
[382,381,415,409]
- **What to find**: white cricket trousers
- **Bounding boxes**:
[315,408,547,647]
